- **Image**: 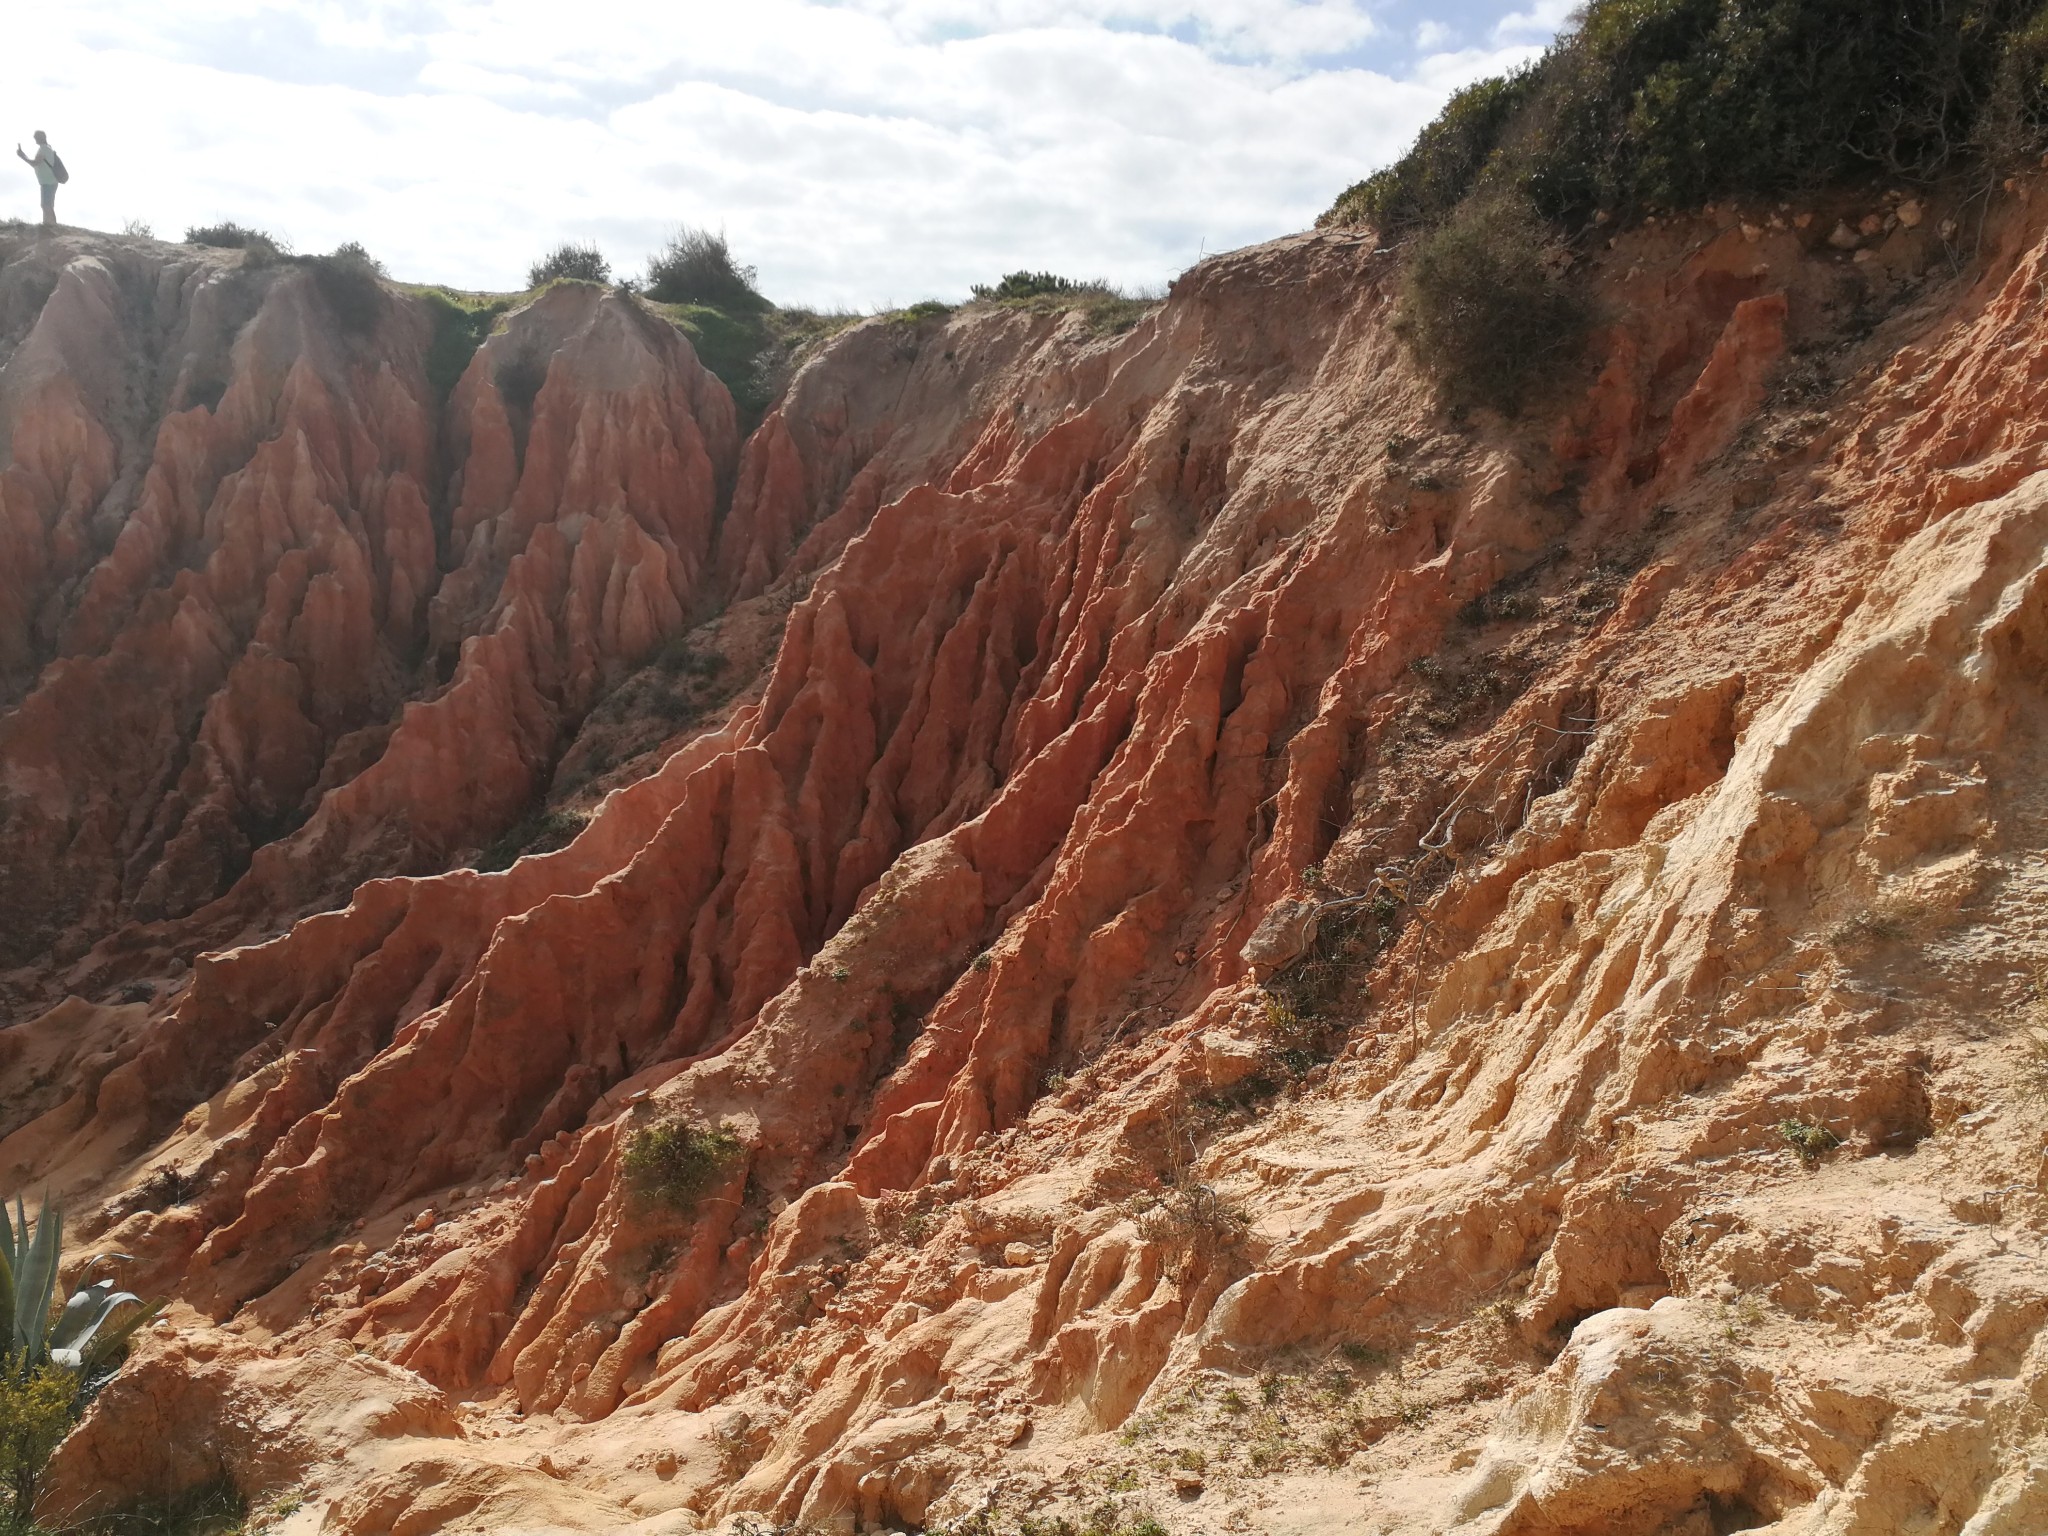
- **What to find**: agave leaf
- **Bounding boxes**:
[49,1279,124,1353]
[49,1280,149,1360]
[15,1196,62,1367]
[0,1229,14,1369]
[80,1296,163,1370]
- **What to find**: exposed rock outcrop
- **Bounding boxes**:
[7,184,2048,1536]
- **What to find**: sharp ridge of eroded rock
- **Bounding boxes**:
[4,199,2048,1535]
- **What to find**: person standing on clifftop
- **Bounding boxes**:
[16,131,63,230]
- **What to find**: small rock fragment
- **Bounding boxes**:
[1241,898,1321,981]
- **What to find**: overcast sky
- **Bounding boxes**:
[10,1,1575,306]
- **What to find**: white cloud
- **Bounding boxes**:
[1411,41,1545,93]
[7,2,1571,305]
[1495,0,1578,44]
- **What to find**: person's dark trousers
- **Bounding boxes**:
[40,183,55,228]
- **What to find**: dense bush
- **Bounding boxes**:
[971,270,1085,301]
[1981,2,2048,159]
[303,243,386,336]
[420,289,511,402]
[964,271,1160,334]
[473,806,585,871]
[621,1118,743,1213]
[1323,0,2048,234]
[645,226,766,311]
[1324,70,1540,235]
[184,221,268,248]
[1322,0,2048,410]
[527,241,611,288]
[1396,194,1588,414]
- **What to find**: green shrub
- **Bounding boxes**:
[1395,193,1587,414]
[1980,2,2048,161]
[74,1476,248,1535]
[666,301,774,418]
[1323,68,1541,233]
[472,806,586,871]
[899,299,954,321]
[419,290,511,403]
[186,221,288,271]
[2,1365,73,1528]
[1325,0,2048,235]
[1079,292,1158,335]
[972,271,1084,301]
[183,221,268,248]
[326,240,384,274]
[3,1198,161,1528]
[528,241,611,288]
[303,244,386,336]
[653,633,726,679]
[1777,1117,1841,1165]
[621,1119,744,1213]
[645,226,767,312]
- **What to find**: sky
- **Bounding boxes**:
[8,1,1578,307]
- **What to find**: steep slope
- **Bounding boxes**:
[0,236,750,1001]
[5,180,2048,1536]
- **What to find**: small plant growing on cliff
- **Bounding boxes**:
[80,1476,249,1534]
[415,289,511,403]
[528,241,611,289]
[3,1197,162,1527]
[1396,193,1585,415]
[474,807,587,872]
[304,243,386,337]
[1132,1181,1251,1280]
[622,1118,743,1214]
[1777,1118,1841,1167]
[185,220,269,249]
[713,1412,760,1479]
[645,226,765,312]
[972,271,1083,301]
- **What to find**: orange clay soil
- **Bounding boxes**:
[3,184,2048,1535]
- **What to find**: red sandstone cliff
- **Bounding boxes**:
[4,185,2048,1535]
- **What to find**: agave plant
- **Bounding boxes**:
[3,1196,161,1527]
[2,1194,160,1383]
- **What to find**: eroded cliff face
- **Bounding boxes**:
[3,186,2048,1536]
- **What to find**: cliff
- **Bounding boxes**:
[2,181,2047,1536]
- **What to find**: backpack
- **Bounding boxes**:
[50,153,68,185]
